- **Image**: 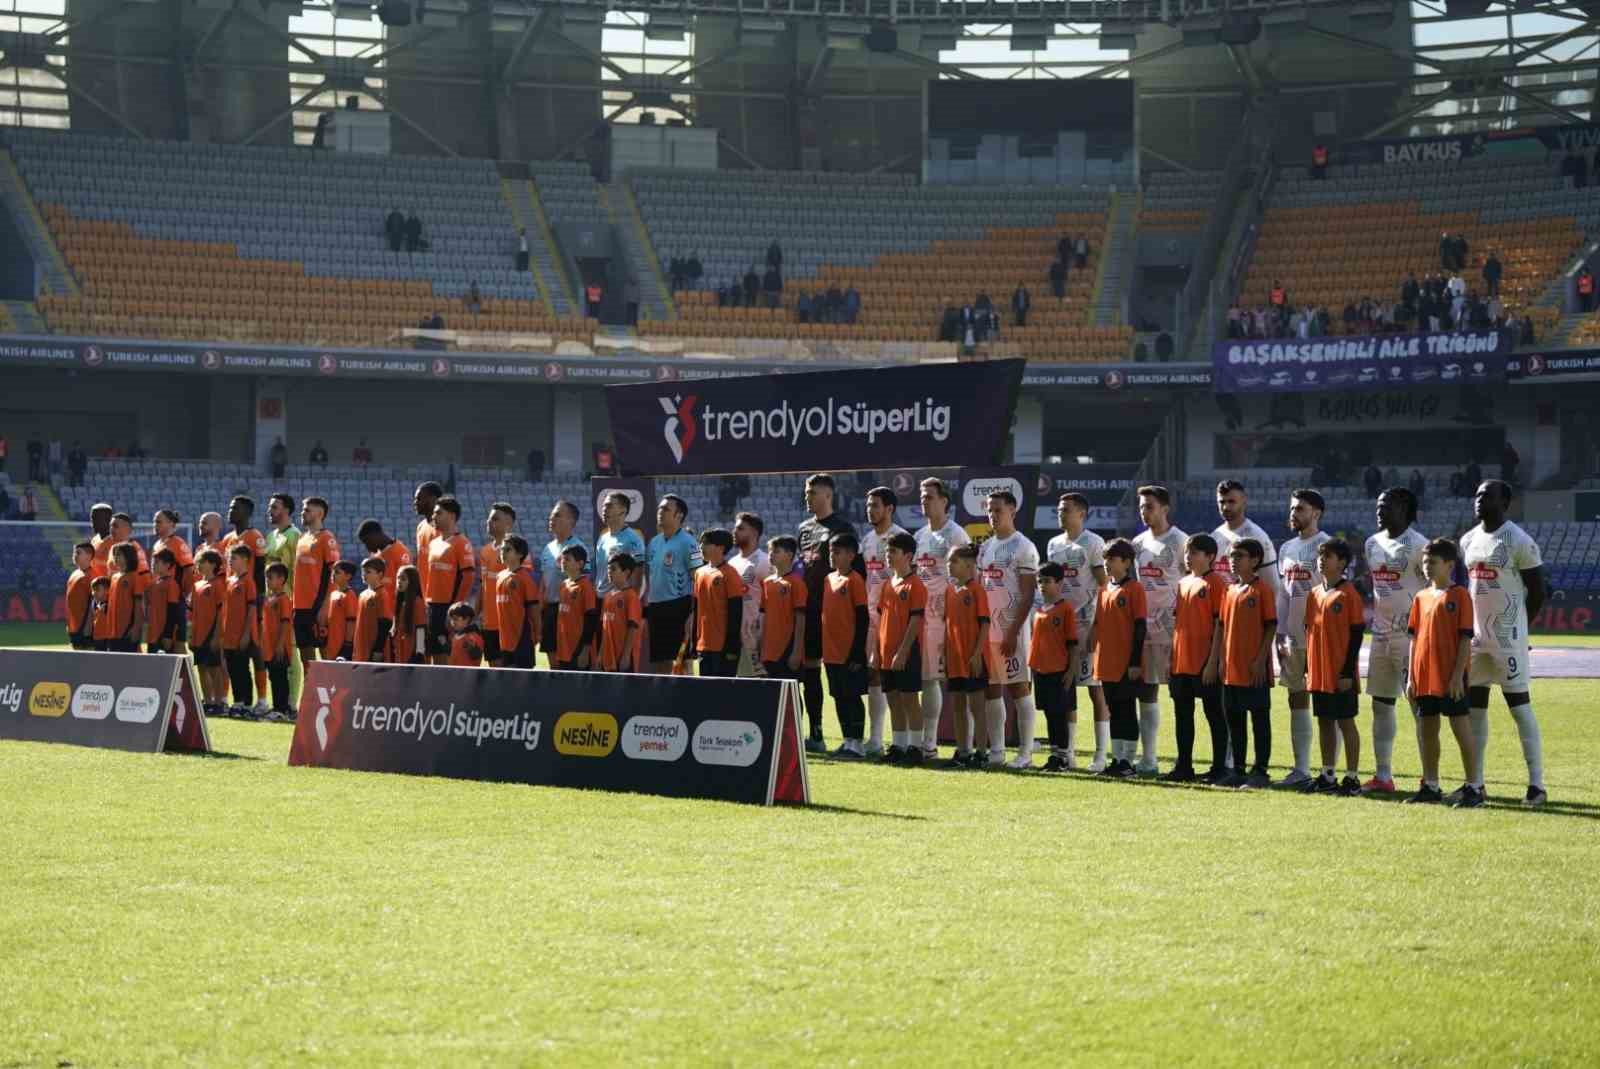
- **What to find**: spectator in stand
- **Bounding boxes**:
[1409,469,1427,504]
[1058,234,1072,265]
[466,281,482,315]
[1520,312,1537,345]
[1486,294,1504,327]
[385,208,405,252]
[959,303,978,350]
[797,293,813,324]
[1401,271,1420,315]
[844,285,860,325]
[1226,303,1243,338]
[1483,252,1502,298]
[585,281,603,318]
[1311,142,1329,179]
[825,283,843,323]
[1364,464,1383,499]
[766,240,782,271]
[808,289,826,324]
[1463,460,1482,494]
[1012,282,1031,327]
[1384,465,1400,488]
[26,436,43,481]
[938,299,959,343]
[18,485,37,521]
[686,252,703,290]
[1452,288,1468,331]
[270,438,288,479]
[1578,266,1595,313]
[1049,257,1067,300]
[1269,280,1287,320]
[1439,232,1453,271]
[404,212,423,253]
[668,254,683,291]
[743,264,760,307]
[516,228,529,272]
[624,277,639,325]
[352,439,373,465]
[68,441,87,487]
[0,484,9,519]
[762,263,782,309]
[309,441,329,466]
[47,439,61,480]
[1074,235,1088,269]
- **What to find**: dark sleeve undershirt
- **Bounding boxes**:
[1129,618,1147,675]
[850,605,869,666]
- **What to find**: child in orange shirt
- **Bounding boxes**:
[600,554,644,672]
[1094,540,1148,779]
[1169,534,1230,783]
[222,544,259,717]
[691,528,746,678]
[943,544,991,768]
[494,536,540,669]
[146,548,179,654]
[822,532,870,758]
[1218,538,1278,789]
[321,561,359,662]
[448,602,485,667]
[105,541,144,654]
[1305,539,1365,796]
[1405,539,1481,807]
[872,532,928,764]
[759,537,807,681]
[65,541,95,650]
[189,549,225,712]
[555,545,598,670]
[1029,562,1080,772]
[354,557,393,663]
[261,562,296,720]
[89,575,113,652]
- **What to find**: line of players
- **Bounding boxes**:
[58,471,1550,806]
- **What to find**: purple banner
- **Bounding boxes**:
[1212,330,1511,393]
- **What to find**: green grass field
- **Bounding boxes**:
[4,625,1600,1065]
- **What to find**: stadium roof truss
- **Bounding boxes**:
[0,0,1590,138]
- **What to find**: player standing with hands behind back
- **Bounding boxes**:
[978,490,1039,769]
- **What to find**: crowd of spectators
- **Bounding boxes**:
[1048,233,1089,299]
[1229,246,1536,345]
[383,209,426,253]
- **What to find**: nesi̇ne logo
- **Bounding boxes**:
[555,712,619,757]
[29,681,70,717]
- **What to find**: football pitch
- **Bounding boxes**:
[4,625,1600,1066]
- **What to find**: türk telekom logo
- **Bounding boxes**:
[660,393,699,464]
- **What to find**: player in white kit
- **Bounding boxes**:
[729,511,772,678]
[861,486,909,756]
[977,489,1039,768]
[1459,479,1549,807]
[1131,485,1188,775]
[1277,489,1333,789]
[1363,487,1429,792]
[914,477,971,760]
[1046,492,1107,770]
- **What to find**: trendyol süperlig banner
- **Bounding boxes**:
[1212,330,1511,393]
[605,360,1026,475]
[0,649,210,754]
[287,661,810,806]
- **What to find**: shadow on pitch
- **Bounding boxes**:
[801,803,927,822]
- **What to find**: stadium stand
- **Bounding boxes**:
[1237,155,1586,340]
[1141,169,1224,231]
[4,129,598,348]
[630,169,1134,362]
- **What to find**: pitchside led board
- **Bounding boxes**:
[0,649,211,754]
[288,661,810,807]
[606,360,1026,477]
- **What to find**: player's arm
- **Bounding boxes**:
[527,588,542,646]
[1340,619,1365,693]
[971,614,990,676]
[310,545,333,620]
[1003,571,1037,655]
[1522,566,1547,621]
[452,552,476,604]
[578,604,600,668]
[723,591,743,657]
[373,614,392,661]
[1203,619,1222,685]
[1449,626,1473,701]
[620,614,640,672]
[789,608,806,672]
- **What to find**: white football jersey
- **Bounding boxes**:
[978,530,1039,643]
[1277,531,1332,643]
[861,523,908,619]
[1365,527,1429,643]
[914,519,970,622]
[1459,521,1543,653]
[728,547,771,650]
[1212,518,1280,587]
[1132,525,1188,638]
[1046,528,1107,631]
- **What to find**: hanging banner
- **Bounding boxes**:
[0,649,210,754]
[605,360,1026,475]
[1212,330,1511,393]
[288,661,810,806]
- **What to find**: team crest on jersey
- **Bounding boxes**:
[1446,601,1457,614]
[1331,602,1343,615]
[1246,597,1256,608]
[1115,596,1126,608]
[898,588,910,602]
[961,593,972,607]
[664,552,675,566]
